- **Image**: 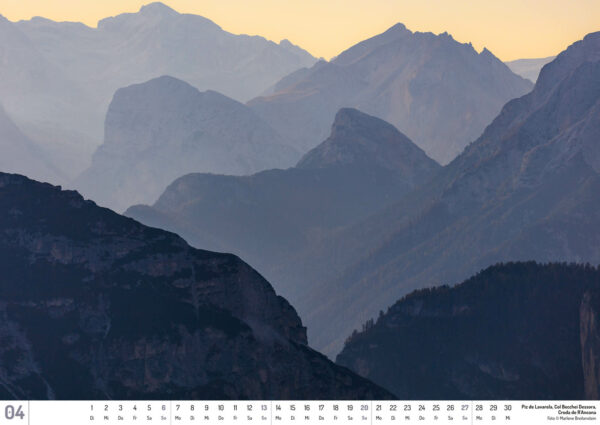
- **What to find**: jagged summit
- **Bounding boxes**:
[284,31,600,357]
[383,22,409,35]
[296,108,438,173]
[97,1,216,30]
[479,47,494,56]
[249,21,532,164]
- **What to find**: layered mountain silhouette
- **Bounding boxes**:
[506,56,556,83]
[126,108,439,302]
[0,3,315,179]
[0,16,96,181]
[337,262,600,399]
[249,23,533,164]
[0,104,62,183]
[267,31,600,356]
[0,172,392,400]
[76,76,299,211]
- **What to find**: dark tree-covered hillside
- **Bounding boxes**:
[337,262,600,400]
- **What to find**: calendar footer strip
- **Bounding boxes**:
[0,400,597,424]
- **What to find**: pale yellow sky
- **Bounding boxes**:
[0,0,598,61]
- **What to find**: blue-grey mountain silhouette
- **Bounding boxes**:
[506,56,556,82]
[0,3,316,181]
[273,31,600,356]
[76,76,298,211]
[0,103,62,183]
[126,108,440,318]
[249,23,532,164]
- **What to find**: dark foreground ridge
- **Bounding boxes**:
[0,172,392,400]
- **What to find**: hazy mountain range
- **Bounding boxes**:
[337,262,600,399]
[0,172,391,400]
[126,108,440,288]
[248,23,533,164]
[129,31,600,358]
[0,7,536,189]
[1,1,598,400]
[0,104,62,183]
[506,56,556,82]
[0,2,316,181]
[76,76,299,211]
[278,31,600,356]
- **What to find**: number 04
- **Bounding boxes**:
[5,405,25,420]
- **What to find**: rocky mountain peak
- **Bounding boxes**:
[384,22,409,36]
[98,2,217,31]
[139,2,178,17]
[76,75,298,211]
[250,23,532,164]
[111,75,197,108]
[535,31,600,96]
[277,31,600,358]
[296,108,439,174]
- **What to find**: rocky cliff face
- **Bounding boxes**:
[0,172,390,400]
[581,288,600,399]
[126,108,439,312]
[337,262,600,400]
[76,76,298,211]
[249,23,532,164]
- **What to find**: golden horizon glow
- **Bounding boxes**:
[0,0,598,61]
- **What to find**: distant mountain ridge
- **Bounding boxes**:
[249,23,533,164]
[337,262,600,399]
[506,56,556,82]
[296,108,437,180]
[76,75,298,211]
[0,104,62,183]
[0,3,316,182]
[126,108,440,307]
[271,31,600,356]
[0,171,391,400]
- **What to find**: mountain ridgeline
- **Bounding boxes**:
[126,108,440,304]
[0,172,391,400]
[337,262,600,400]
[0,2,316,182]
[262,31,600,356]
[76,76,299,211]
[0,104,62,184]
[505,56,556,83]
[249,23,533,164]
[1,3,598,402]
